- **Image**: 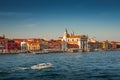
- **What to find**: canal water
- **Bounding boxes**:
[0,51,120,80]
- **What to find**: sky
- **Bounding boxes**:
[0,0,120,41]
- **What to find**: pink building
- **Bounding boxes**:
[7,40,21,53]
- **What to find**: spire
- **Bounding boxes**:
[64,28,68,36]
[71,30,74,36]
[43,34,47,41]
[65,28,68,34]
[2,34,5,38]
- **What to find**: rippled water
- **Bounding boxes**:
[0,51,120,80]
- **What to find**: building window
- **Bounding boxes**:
[68,39,69,42]
[72,39,74,41]
[77,39,78,41]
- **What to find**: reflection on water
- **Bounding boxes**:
[0,51,120,80]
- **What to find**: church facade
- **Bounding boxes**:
[61,29,88,52]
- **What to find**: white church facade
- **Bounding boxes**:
[61,29,88,52]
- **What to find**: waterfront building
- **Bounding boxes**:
[27,38,40,51]
[41,39,62,53]
[40,39,48,50]
[88,37,102,51]
[102,40,112,50]
[7,40,21,53]
[21,41,28,52]
[47,39,61,50]
[0,34,8,53]
[115,42,120,49]
[39,39,61,52]
[111,41,117,49]
[61,29,88,52]
[111,41,120,50]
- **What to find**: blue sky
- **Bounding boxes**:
[0,0,120,41]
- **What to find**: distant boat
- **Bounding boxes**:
[32,51,44,54]
[94,49,104,52]
[31,63,52,69]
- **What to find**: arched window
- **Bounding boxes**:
[68,39,69,42]
[77,39,78,41]
[72,39,74,41]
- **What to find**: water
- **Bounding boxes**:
[0,51,120,80]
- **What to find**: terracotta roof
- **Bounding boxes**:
[13,39,26,42]
[67,44,79,48]
[67,36,81,38]
[27,41,40,44]
[0,36,5,39]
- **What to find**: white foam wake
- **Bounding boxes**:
[10,67,29,72]
[16,67,29,70]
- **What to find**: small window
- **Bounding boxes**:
[68,39,69,42]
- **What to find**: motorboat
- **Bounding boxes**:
[31,63,52,69]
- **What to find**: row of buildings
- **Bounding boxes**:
[0,29,120,53]
[0,35,61,53]
[60,29,120,52]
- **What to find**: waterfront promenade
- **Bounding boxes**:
[0,49,120,55]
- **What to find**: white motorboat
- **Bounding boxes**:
[31,63,52,70]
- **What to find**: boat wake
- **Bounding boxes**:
[31,63,52,70]
[10,67,29,72]
[1,63,53,72]
[16,67,29,70]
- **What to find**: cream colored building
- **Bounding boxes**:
[26,39,40,51]
[27,42,40,51]
[21,41,28,51]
